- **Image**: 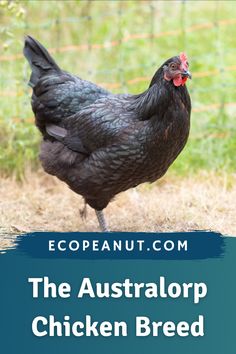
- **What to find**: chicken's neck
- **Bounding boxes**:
[131,74,190,122]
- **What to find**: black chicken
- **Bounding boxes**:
[23,36,191,232]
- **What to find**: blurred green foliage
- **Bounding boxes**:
[0,0,235,177]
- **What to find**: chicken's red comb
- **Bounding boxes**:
[179,52,188,63]
[179,52,188,72]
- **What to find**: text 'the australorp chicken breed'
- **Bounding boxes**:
[23,36,191,232]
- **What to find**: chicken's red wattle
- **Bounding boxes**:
[173,75,187,87]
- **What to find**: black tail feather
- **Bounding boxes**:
[23,35,61,87]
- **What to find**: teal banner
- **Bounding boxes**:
[0,232,235,354]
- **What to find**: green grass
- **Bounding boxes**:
[0,0,236,177]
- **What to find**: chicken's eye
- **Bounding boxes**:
[170,63,177,70]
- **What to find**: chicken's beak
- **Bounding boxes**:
[181,70,192,79]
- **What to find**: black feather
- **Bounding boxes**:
[23,35,61,87]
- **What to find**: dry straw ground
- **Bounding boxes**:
[0,170,235,248]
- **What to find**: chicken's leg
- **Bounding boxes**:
[95,210,109,232]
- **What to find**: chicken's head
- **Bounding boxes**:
[163,52,191,87]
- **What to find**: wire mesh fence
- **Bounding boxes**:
[0,0,235,175]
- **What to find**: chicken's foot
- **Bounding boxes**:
[80,201,87,220]
[95,210,109,232]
